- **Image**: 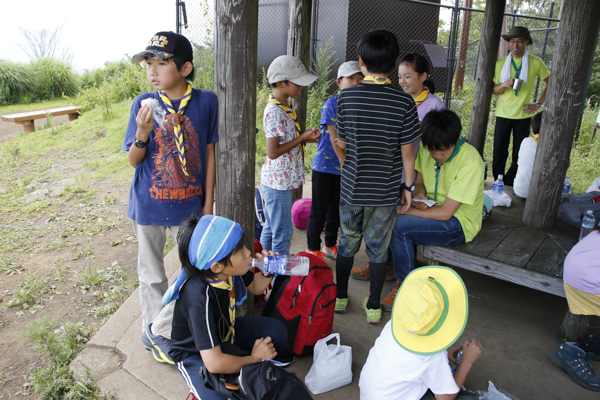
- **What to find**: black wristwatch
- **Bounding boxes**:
[404,183,416,192]
[134,138,149,148]
[536,102,543,108]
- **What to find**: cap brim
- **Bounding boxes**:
[132,50,174,63]
[391,266,468,355]
[338,69,363,79]
[289,73,319,86]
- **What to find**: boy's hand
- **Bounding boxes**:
[254,249,278,259]
[251,337,277,361]
[461,339,482,365]
[301,128,320,143]
[501,78,515,89]
[135,105,154,140]
[398,191,412,214]
[447,345,463,364]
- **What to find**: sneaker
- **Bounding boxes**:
[362,298,382,325]
[351,264,395,281]
[322,245,338,260]
[145,324,174,364]
[552,342,600,391]
[305,249,325,261]
[335,298,348,313]
[381,280,402,311]
[141,332,152,349]
[569,339,600,361]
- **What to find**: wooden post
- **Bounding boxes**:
[523,0,600,229]
[214,0,258,250]
[288,0,312,202]
[467,0,506,156]
[453,0,472,94]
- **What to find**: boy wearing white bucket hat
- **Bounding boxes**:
[359,266,483,400]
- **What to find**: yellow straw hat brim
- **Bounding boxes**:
[391,266,468,355]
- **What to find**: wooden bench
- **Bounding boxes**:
[418,186,588,339]
[1,106,81,132]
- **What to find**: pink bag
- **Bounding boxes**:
[292,199,312,229]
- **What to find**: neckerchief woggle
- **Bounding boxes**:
[433,138,466,202]
[415,87,430,106]
[511,58,521,96]
[157,83,193,175]
[362,75,391,84]
[268,94,305,160]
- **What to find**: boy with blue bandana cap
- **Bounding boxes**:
[166,214,287,400]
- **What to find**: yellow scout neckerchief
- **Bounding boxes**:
[532,133,539,144]
[415,87,430,106]
[362,75,391,84]
[207,275,236,343]
[269,94,304,160]
[157,83,193,175]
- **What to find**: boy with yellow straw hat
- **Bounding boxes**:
[359,266,483,400]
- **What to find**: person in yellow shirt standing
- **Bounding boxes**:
[492,26,550,186]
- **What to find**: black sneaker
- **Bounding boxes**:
[552,342,600,391]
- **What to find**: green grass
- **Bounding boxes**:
[0,98,71,114]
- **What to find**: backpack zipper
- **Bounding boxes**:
[308,283,336,325]
[290,266,330,309]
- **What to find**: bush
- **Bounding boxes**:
[30,57,79,100]
[0,59,37,105]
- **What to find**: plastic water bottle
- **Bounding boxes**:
[450,350,464,374]
[252,255,310,276]
[492,175,504,194]
[579,211,596,241]
[563,175,571,194]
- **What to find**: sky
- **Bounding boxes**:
[1,0,178,72]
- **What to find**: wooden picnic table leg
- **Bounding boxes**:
[68,112,79,121]
[561,310,590,341]
[21,120,35,133]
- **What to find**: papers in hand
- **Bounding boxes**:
[413,198,437,207]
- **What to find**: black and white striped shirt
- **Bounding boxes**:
[337,84,421,206]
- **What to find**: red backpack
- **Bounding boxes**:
[261,252,336,357]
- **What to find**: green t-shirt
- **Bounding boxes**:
[415,142,485,242]
[493,54,550,120]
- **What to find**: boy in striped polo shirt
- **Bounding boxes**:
[334,30,421,324]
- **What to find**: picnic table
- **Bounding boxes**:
[1,106,81,132]
[418,185,586,338]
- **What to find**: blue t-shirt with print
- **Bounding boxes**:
[122,89,218,226]
[311,94,341,175]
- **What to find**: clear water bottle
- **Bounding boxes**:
[450,350,464,374]
[579,211,596,241]
[252,255,310,276]
[563,175,571,194]
[492,175,504,194]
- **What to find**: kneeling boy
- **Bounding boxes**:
[359,266,483,400]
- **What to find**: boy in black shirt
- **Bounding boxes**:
[165,214,286,399]
[334,30,421,324]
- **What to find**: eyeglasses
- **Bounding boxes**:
[509,39,526,45]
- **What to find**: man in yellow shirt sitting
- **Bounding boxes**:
[492,26,549,186]
[382,110,485,310]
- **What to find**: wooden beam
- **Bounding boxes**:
[214,0,259,250]
[467,0,506,156]
[523,0,600,228]
[287,0,312,202]
[420,245,566,297]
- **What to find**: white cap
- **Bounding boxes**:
[267,55,318,86]
[337,61,362,79]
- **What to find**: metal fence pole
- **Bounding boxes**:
[534,1,555,100]
[444,0,461,109]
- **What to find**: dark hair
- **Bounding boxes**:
[421,109,462,151]
[269,80,289,89]
[171,55,195,82]
[177,213,246,281]
[399,53,435,93]
[357,30,399,74]
[531,112,542,134]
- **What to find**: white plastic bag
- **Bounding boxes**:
[587,177,600,193]
[484,190,512,207]
[476,381,520,400]
[304,333,352,394]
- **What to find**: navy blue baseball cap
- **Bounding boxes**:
[132,31,193,63]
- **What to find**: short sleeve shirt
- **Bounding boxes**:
[337,83,421,206]
[260,102,305,190]
[122,89,219,226]
[415,142,485,242]
[359,321,459,400]
[169,271,254,362]
[563,231,600,294]
[311,94,341,175]
[417,93,445,122]
[513,136,537,198]
[493,54,550,120]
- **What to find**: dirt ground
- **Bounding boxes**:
[0,119,142,399]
